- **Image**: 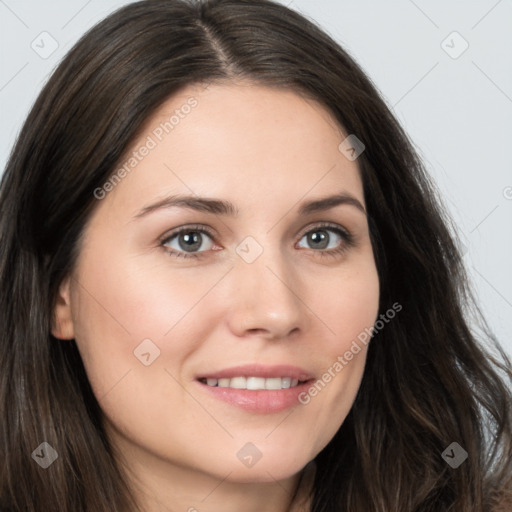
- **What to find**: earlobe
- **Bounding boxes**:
[51,276,75,340]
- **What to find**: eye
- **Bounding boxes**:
[160,222,355,260]
[161,225,215,259]
[296,222,354,257]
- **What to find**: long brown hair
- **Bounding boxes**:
[1,1,511,510]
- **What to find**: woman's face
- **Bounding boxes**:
[53,82,379,487]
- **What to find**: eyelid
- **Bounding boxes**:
[295,221,351,241]
[159,224,217,244]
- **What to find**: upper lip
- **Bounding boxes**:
[196,364,315,381]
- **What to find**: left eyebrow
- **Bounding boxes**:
[131,191,366,220]
[298,192,366,216]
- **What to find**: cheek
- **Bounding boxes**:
[69,249,230,395]
[314,255,380,349]
[295,258,379,449]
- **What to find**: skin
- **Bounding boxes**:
[52,81,380,512]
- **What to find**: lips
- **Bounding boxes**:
[196,364,314,382]
[195,364,315,413]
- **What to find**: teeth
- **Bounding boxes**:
[265,377,282,390]
[229,376,247,389]
[247,377,265,390]
[203,376,304,390]
[281,377,291,389]
[218,378,230,388]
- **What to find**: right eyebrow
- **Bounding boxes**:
[132,195,239,220]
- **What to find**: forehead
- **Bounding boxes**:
[95,82,364,218]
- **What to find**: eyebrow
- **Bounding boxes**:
[132,191,366,220]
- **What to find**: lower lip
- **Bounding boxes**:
[196,380,313,413]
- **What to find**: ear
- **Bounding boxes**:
[51,275,75,340]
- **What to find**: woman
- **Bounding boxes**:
[0,0,510,510]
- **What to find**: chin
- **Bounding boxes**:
[214,448,315,484]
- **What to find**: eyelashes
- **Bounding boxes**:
[160,222,356,260]
[161,224,217,259]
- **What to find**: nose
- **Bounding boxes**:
[225,247,309,340]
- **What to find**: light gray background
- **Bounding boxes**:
[1,0,511,358]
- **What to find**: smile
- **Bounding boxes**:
[195,364,315,413]
[199,376,306,390]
